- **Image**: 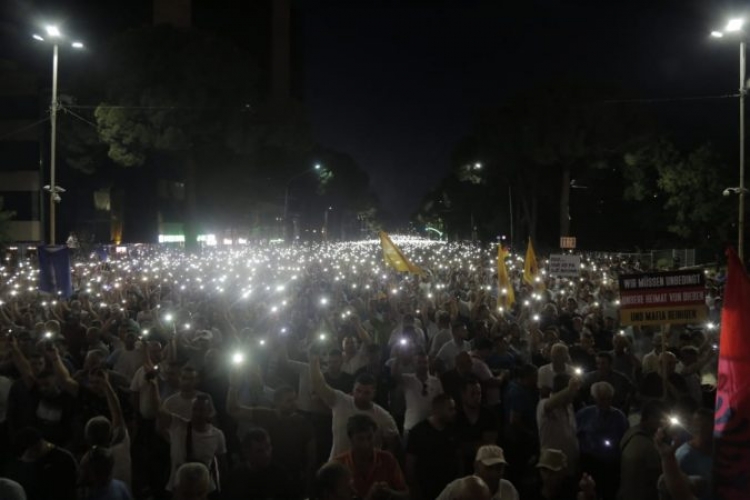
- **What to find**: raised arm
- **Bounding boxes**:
[542,376,581,413]
[309,354,337,408]
[226,367,255,421]
[97,371,124,431]
[9,336,35,388]
[48,347,80,397]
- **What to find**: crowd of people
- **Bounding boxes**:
[0,238,722,500]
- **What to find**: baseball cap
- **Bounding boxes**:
[475,445,508,466]
[536,449,568,471]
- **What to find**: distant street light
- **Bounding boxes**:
[711,17,747,260]
[33,25,84,245]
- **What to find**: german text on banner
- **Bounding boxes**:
[37,245,73,298]
[379,232,423,275]
[714,247,750,500]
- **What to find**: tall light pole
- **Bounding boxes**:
[33,26,83,245]
[712,18,747,260]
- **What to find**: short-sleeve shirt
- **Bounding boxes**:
[329,390,398,460]
[334,449,406,498]
[165,418,226,491]
[454,406,498,465]
[537,399,579,472]
[401,374,443,431]
[162,391,216,421]
[406,419,461,500]
[537,363,575,391]
[437,477,519,500]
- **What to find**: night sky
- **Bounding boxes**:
[2,0,749,223]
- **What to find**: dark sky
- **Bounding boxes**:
[3,0,748,224]
[304,0,746,220]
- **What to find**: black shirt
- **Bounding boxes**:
[325,371,355,394]
[406,419,462,500]
[454,406,498,467]
[4,446,78,500]
[224,462,296,500]
[7,381,76,447]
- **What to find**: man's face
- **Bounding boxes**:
[245,438,272,469]
[180,370,197,392]
[436,398,457,424]
[29,356,46,376]
[462,383,482,409]
[124,333,137,349]
[191,399,212,425]
[350,429,375,455]
[414,353,428,372]
[342,337,356,355]
[352,382,375,407]
[596,356,611,374]
[328,353,343,373]
[581,335,594,349]
[476,462,504,491]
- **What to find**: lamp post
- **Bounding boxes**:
[33,26,84,245]
[283,163,322,241]
[712,18,747,260]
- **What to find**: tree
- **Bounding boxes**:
[623,138,734,248]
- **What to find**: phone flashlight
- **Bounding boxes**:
[232,352,245,365]
[574,367,583,376]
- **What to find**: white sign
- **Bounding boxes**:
[549,254,581,278]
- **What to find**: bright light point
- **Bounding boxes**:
[44,331,52,339]
[669,416,680,426]
[727,19,744,32]
[232,352,245,365]
[706,322,716,331]
[33,34,44,41]
[399,338,408,346]
[314,164,321,170]
[532,314,540,322]
[142,330,149,336]
[711,31,724,38]
[320,297,329,306]
[259,339,266,346]
[575,367,583,376]
[604,439,612,447]
[45,25,61,37]
[280,327,287,334]
[164,314,173,322]
[319,333,327,341]
[71,41,84,49]
[618,330,625,336]
[184,323,191,330]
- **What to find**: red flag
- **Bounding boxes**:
[714,248,750,499]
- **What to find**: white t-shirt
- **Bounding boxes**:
[166,418,226,491]
[341,348,368,375]
[111,427,132,490]
[429,329,453,358]
[112,348,146,381]
[163,392,216,421]
[286,360,328,414]
[536,399,579,472]
[471,357,500,406]
[537,363,575,391]
[437,476,519,500]
[436,339,471,370]
[401,374,443,431]
[329,390,398,460]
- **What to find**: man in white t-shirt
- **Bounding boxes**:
[155,392,227,492]
[537,372,580,476]
[437,445,519,500]
[162,366,216,420]
[108,331,146,382]
[436,322,470,371]
[538,343,575,398]
[428,312,453,358]
[391,349,443,433]
[309,354,399,459]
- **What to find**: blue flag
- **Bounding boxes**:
[37,245,73,298]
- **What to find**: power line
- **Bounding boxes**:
[0,117,50,141]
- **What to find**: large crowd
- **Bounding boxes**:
[0,238,723,500]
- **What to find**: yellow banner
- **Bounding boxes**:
[379,232,423,275]
[497,245,515,309]
[523,237,539,285]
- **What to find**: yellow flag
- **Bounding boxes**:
[523,237,540,286]
[379,231,423,275]
[497,245,515,309]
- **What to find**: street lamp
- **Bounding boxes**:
[33,25,84,245]
[712,18,747,260]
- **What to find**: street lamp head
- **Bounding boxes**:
[711,31,725,38]
[32,34,45,41]
[474,162,482,170]
[314,164,321,170]
[45,25,61,38]
[726,18,745,32]
[71,41,84,49]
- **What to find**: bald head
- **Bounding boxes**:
[453,476,491,500]
[550,343,569,364]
